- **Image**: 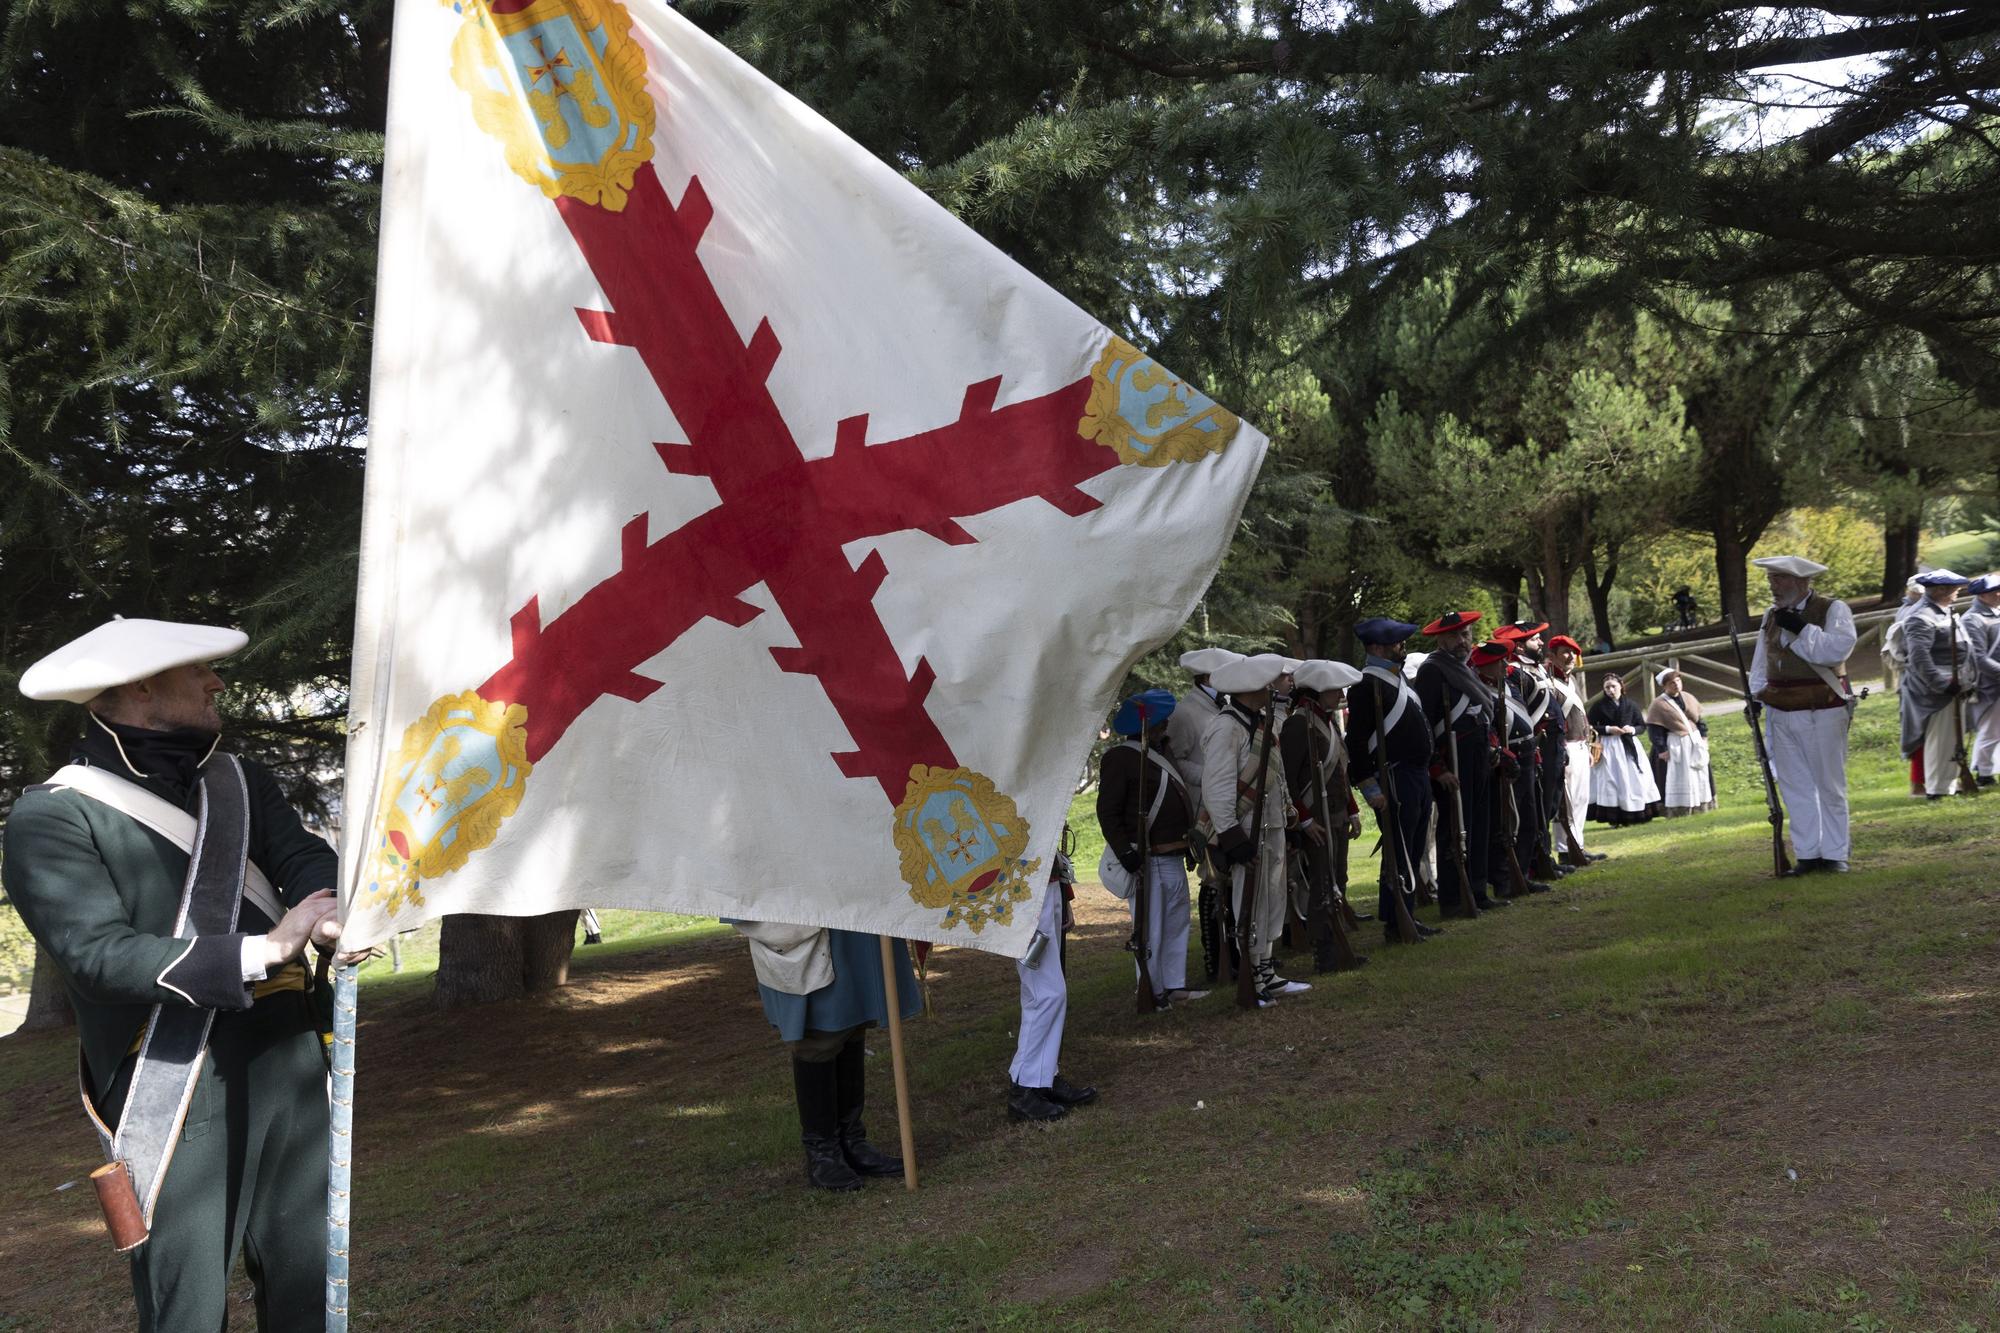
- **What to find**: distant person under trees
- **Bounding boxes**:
[1672,587,1699,632]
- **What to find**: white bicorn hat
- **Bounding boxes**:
[19,617,247,704]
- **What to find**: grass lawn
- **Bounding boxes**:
[2,701,1997,1331]
[1921,528,1999,576]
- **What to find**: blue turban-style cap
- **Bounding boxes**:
[1354,617,1420,646]
[1968,574,1999,596]
[1915,568,1970,587]
[1112,687,1178,737]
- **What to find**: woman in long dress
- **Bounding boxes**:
[1645,668,1716,816]
[1587,673,1661,825]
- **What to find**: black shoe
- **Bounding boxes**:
[1474,895,1509,909]
[1586,852,1607,862]
[1416,922,1443,938]
[1785,858,1821,877]
[583,932,603,945]
[1007,1082,1068,1122]
[832,1037,903,1178]
[1822,860,1849,873]
[793,1057,863,1191]
[1047,1073,1098,1107]
[1524,880,1553,894]
[1979,775,1996,787]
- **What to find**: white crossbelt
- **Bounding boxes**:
[46,764,287,926]
[1362,663,1415,749]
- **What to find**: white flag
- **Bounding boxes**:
[340,0,1267,956]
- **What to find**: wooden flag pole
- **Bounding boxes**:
[325,960,359,1333]
[878,935,919,1191]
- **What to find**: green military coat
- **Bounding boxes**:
[3,755,337,1103]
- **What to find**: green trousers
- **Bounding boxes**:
[101,991,330,1332]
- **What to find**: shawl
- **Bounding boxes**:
[1644,690,1704,736]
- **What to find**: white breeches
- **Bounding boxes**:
[1131,855,1191,993]
[1554,741,1592,851]
[1765,705,1851,861]
[1010,883,1068,1088]
[1922,702,1962,795]
[1974,698,2000,777]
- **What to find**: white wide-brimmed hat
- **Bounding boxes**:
[1294,660,1362,693]
[1752,555,1828,579]
[19,618,247,704]
[1178,647,1241,675]
[1211,652,1287,694]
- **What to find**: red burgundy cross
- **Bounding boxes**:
[476,162,1122,804]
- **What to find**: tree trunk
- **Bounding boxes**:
[1880,510,1922,600]
[1716,526,1752,628]
[434,910,582,1008]
[1583,540,1621,651]
[1532,523,1575,637]
[22,945,75,1032]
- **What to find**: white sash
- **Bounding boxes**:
[47,764,287,926]
[1361,663,1415,749]
[1113,741,1182,825]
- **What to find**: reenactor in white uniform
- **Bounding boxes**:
[1747,555,1858,873]
[1200,653,1309,1003]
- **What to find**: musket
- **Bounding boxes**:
[1235,698,1279,1009]
[1303,706,1360,972]
[1327,710,1364,930]
[1491,693,1535,897]
[1727,616,1793,877]
[1367,674,1425,945]
[1949,605,1982,797]
[1129,726,1160,1013]
[1439,706,1482,918]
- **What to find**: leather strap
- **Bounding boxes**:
[94,756,255,1231]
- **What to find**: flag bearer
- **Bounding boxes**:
[5,618,345,1332]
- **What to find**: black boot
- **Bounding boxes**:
[833,1035,903,1178]
[1008,1082,1068,1122]
[1047,1072,1098,1107]
[793,1056,863,1192]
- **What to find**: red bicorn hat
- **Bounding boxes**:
[1420,610,1483,636]
[1469,641,1513,666]
[1547,634,1583,654]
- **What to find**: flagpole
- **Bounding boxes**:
[877,935,918,1191]
[325,961,359,1333]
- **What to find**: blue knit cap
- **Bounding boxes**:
[1112,687,1178,737]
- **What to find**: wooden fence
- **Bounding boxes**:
[1576,606,1899,708]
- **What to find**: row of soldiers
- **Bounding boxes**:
[1095,612,1608,1007]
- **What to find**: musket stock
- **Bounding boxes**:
[1368,677,1424,946]
[1236,699,1279,1009]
